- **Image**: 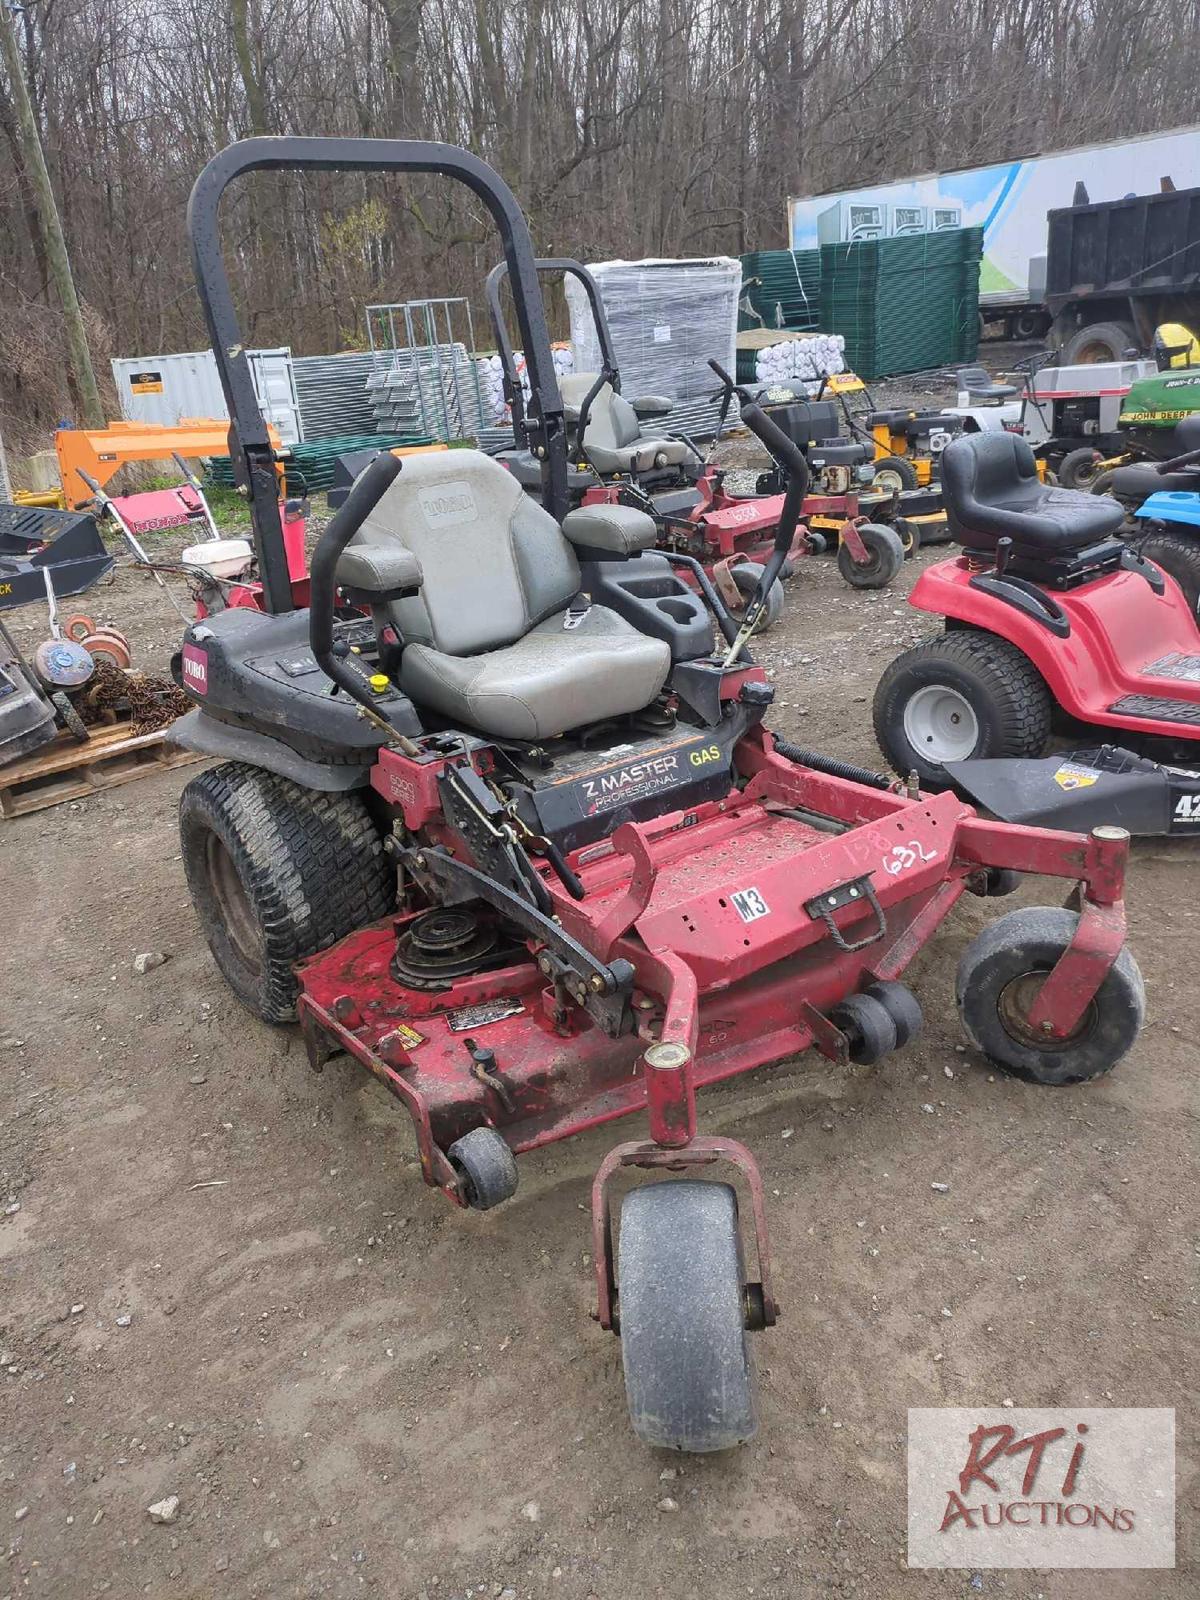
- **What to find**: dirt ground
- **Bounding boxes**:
[1,402,1196,1600]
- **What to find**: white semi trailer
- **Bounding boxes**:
[789,125,1200,357]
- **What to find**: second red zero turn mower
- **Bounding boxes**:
[873,429,1200,836]
[170,138,1146,1453]
[486,256,903,620]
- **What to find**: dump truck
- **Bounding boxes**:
[788,125,1200,355]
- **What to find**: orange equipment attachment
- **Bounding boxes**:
[55,419,287,509]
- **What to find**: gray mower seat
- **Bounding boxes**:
[942,432,1126,555]
[352,450,670,741]
[957,365,1018,403]
[561,374,693,477]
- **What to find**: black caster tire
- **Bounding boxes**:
[618,1180,757,1452]
[179,762,392,1023]
[973,867,1023,898]
[447,1126,519,1210]
[806,530,827,556]
[1057,446,1105,491]
[956,906,1145,1085]
[730,563,785,633]
[838,522,904,590]
[872,455,920,494]
[872,631,1053,788]
[864,980,923,1048]
[829,992,898,1064]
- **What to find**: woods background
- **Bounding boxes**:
[3,0,1200,450]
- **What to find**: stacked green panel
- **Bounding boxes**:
[818,228,982,379]
[203,432,434,496]
[739,250,822,331]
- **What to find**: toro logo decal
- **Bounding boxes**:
[418,480,478,529]
[181,643,208,695]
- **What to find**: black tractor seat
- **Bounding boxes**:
[1106,462,1200,501]
[942,433,1126,562]
[808,439,870,468]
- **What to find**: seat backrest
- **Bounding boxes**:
[957,366,990,389]
[355,450,579,656]
[559,374,641,451]
[940,431,1037,539]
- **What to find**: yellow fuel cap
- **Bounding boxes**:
[368,673,390,695]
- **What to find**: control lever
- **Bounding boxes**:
[308,452,418,748]
[707,359,809,665]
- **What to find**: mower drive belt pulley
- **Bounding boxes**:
[402,844,635,1037]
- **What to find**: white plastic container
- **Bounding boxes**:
[181,538,253,578]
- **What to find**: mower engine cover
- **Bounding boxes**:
[944,744,1200,836]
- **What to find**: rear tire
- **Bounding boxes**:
[956,907,1144,1084]
[179,762,392,1023]
[872,455,919,494]
[618,1180,757,1452]
[1138,528,1200,615]
[838,523,904,589]
[1057,446,1105,490]
[873,632,1053,788]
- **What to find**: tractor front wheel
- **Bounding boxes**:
[618,1180,757,1452]
[179,762,392,1023]
[1057,447,1106,491]
[956,907,1145,1085]
[872,632,1052,788]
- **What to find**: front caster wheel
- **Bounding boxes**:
[956,907,1145,1085]
[837,522,904,589]
[447,1126,519,1210]
[618,1180,757,1452]
[729,562,785,633]
[864,980,923,1048]
[829,992,898,1063]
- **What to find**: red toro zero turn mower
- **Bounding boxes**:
[486,256,901,625]
[874,429,1200,836]
[171,139,1145,1452]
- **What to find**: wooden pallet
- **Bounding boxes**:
[0,717,201,819]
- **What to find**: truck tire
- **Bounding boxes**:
[179,762,393,1023]
[1061,321,1138,365]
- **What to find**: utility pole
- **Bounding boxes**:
[0,424,12,502]
[0,0,104,427]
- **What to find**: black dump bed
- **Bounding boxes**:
[1044,183,1200,314]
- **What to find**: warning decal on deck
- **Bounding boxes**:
[1053,763,1100,791]
[446,999,526,1033]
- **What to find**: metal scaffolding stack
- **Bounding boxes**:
[365,300,488,441]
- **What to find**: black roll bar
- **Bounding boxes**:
[485,257,620,462]
[187,138,568,613]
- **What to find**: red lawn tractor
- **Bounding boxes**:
[874,430,1200,836]
[170,138,1146,1452]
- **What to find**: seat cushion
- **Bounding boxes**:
[399,604,671,740]
[356,449,579,655]
[943,432,1126,553]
